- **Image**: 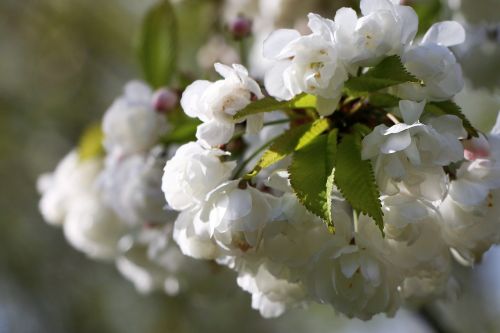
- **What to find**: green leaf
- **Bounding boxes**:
[325,129,338,232]
[78,124,105,161]
[139,0,178,88]
[246,118,330,177]
[334,133,384,234]
[295,118,330,150]
[344,55,419,92]
[233,94,317,121]
[368,93,401,108]
[160,117,200,145]
[351,123,372,137]
[424,101,479,137]
[234,97,288,120]
[160,106,202,145]
[291,94,318,109]
[289,134,331,221]
[413,0,443,35]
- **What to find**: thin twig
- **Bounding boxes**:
[418,305,452,333]
[232,134,280,179]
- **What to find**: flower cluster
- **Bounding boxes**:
[38,81,227,296]
[39,0,500,322]
[161,0,500,319]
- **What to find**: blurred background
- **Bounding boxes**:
[1,0,500,332]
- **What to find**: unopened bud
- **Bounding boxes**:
[238,179,248,189]
[152,88,178,113]
[463,134,490,161]
[229,15,252,40]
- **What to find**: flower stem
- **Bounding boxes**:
[418,305,452,333]
[239,39,248,68]
[353,210,359,233]
[230,119,289,141]
[386,112,400,124]
[233,134,281,179]
[262,119,289,127]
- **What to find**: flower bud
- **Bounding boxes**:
[228,15,252,40]
[152,88,178,113]
[463,134,490,161]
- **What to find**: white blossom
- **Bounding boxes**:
[237,263,308,318]
[102,81,168,157]
[255,170,335,274]
[196,180,279,253]
[362,100,466,196]
[37,151,102,226]
[383,200,452,299]
[306,214,402,320]
[181,64,264,147]
[334,0,418,67]
[117,226,187,295]
[161,141,236,211]
[173,209,220,260]
[63,192,127,261]
[197,36,240,71]
[438,119,500,265]
[381,193,432,243]
[263,13,348,116]
[394,21,466,101]
[100,146,176,227]
[259,192,328,271]
[439,188,500,266]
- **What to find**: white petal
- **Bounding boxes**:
[196,120,234,147]
[340,255,360,278]
[307,13,335,40]
[225,189,253,220]
[246,114,264,135]
[384,123,420,135]
[398,201,428,220]
[334,7,358,33]
[428,115,466,139]
[264,60,294,101]
[231,63,249,77]
[263,29,301,60]
[181,80,211,119]
[362,126,387,159]
[360,256,381,284]
[381,130,412,154]
[360,0,394,15]
[490,112,500,136]
[384,154,406,179]
[422,21,466,47]
[265,170,291,193]
[316,95,340,116]
[413,166,447,201]
[395,5,418,45]
[214,62,236,80]
[124,81,152,103]
[399,99,425,124]
[404,140,421,165]
[449,179,489,207]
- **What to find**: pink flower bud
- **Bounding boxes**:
[152,88,178,113]
[229,15,252,39]
[463,134,490,161]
